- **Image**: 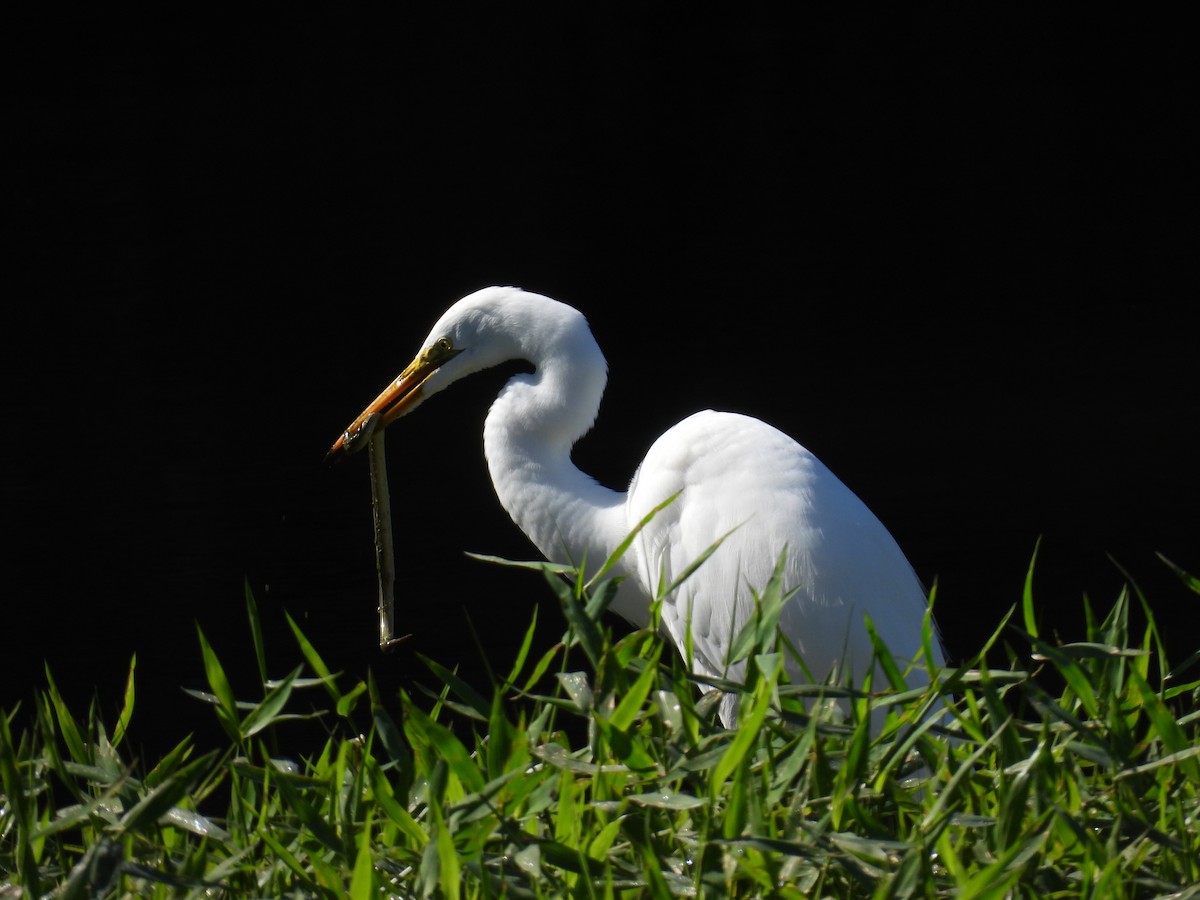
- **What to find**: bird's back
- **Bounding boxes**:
[622,410,941,709]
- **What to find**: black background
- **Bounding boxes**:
[6,9,1196,756]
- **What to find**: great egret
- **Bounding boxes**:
[329,286,944,726]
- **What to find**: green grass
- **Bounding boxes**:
[2,554,1199,898]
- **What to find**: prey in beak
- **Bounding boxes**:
[327,337,460,459]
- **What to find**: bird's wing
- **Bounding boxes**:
[625,410,818,679]
[626,410,940,690]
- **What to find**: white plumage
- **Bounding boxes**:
[330,286,944,726]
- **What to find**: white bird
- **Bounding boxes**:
[329,286,944,726]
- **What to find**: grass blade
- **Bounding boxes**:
[195,625,239,741]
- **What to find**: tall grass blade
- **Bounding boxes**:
[195,624,240,741]
[245,578,270,688]
[111,654,136,749]
[587,490,681,587]
[285,609,342,705]
[43,664,88,763]
[349,806,376,899]
[1021,537,1042,638]
[240,664,303,737]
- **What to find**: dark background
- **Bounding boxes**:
[6,9,1196,756]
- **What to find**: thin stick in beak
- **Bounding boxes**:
[369,430,408,651]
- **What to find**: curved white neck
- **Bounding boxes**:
[482,354,626,578]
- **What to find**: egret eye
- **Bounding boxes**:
[424,337,454,364]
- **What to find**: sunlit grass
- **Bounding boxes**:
[2,555,1198,897]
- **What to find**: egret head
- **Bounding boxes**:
[326,286,590,459]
